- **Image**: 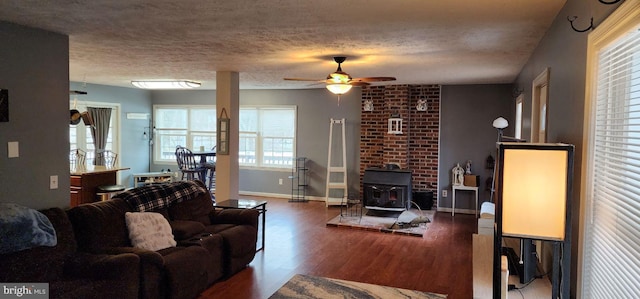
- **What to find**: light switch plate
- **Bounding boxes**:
[50,175,58,189]
[8,141,18,158]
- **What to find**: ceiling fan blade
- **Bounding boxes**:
[350,77,396,83]
[284,78,325,82]
[349,81,370,87]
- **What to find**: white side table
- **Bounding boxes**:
[452,185,479,216]
[133,172,174,187]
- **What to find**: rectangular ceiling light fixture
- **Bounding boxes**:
[131,80,201,89]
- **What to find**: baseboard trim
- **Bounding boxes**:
[238,191,325,202]
[437,207,477,215]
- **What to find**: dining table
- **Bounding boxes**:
[191,150,217,164]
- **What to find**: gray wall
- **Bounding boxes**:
[0,22,70,209]
[151,88,362,199]
[513,0,622,295]
[69,82,152,186]
[438,84,513,212]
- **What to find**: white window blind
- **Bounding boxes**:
[583,5,640,298]
[153,105,296,168]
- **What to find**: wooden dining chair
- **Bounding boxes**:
[201,146,216,191]
[96,150,118,167]
[175,146,206,182]
[69,149,86,169]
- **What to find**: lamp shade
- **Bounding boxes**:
[493,117,509,129]
[326,83,352,95]
[498,143,573,241]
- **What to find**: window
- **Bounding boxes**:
[515,94,523,139]
[69,102,119,166]
[581,2,640,298]
[154,106,216,162]
[154,105,296,169]
[239,106,296,168]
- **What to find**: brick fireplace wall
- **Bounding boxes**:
[360,84,440,195]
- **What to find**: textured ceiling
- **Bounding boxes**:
[0,0,566,90]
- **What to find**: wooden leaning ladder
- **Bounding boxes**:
[325,118,348,207]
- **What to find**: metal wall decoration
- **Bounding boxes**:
[363,88,374,111]
[567,16,594,32]
[0,89,8,122]
[216,108,230,155]
[568,0,622,32]
[416,99,427,111]
[363,99,374,111]
[416,86,427,111]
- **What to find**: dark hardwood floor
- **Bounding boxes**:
[198,197,477,299]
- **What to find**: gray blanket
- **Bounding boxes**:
[0,203,56,254]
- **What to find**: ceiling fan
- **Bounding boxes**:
[284,56,396,95]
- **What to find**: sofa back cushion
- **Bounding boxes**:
[0,208,75,282]
[168,193,215,225]
[67,199,133,252]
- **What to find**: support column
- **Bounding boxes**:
[215,71,239,201]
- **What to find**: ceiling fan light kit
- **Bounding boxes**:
[131,80,201,89]
[326,83,352,95]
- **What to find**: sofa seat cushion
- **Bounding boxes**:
[125,212,176,251]
[170,220,206,240]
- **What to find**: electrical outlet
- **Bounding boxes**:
[442,189,448,197]
[278,178,283,185]
[50,175,58,189]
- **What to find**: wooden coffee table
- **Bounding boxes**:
[214,199,267,251]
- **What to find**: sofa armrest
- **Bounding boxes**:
[210,209,259,228]
[65,252,140,280]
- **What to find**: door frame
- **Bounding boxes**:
[531,68,550,143]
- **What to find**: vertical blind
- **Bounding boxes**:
[583,16,640,298]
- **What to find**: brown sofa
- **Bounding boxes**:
[67,180,259,299]
[0,207,140,299]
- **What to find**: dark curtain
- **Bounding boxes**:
[88,107,112,165]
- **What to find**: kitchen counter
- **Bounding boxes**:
[70,165,130,207]
[70,165,129,176]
